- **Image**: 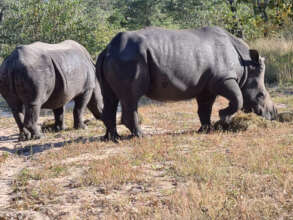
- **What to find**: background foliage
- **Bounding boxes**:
[0,0,292,83]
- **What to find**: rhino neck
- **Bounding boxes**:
[233,48,257,90]
[238,61,249,89]
[228,34,252,89]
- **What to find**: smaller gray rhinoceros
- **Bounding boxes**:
[96,26,278,141]
[0,40,103,140]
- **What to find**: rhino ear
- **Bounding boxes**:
[249,49,259,63]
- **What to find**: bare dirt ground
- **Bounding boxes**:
[0,121,23,212]
[0,94,292,219]
[0,114,180,219]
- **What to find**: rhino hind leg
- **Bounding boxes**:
[197,94,216,133]
[53,106,65,131]
[101,80,120,142]
[113,78,147,139]
[13,109,30,141]
[10,103,29,141]
[215,79,243,125]
[73,89,93,129]
[3,96,27,141]
[23,104,42,140]
[121,99,142,138]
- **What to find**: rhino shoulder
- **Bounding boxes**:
[227,33,251,60]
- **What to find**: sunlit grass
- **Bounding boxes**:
[1,87,293,218]
[80,155,145,191]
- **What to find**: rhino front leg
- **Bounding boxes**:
[215,79,243,124]
[53,106,65,131]
[23,104,42,140]
[73,89,92,129]
[197,95,216,133]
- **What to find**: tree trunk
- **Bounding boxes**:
[227,0,243,38]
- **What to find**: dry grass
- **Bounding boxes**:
[214,112,281,132]
[252,38,293,55]
[0,152,8,166]
[80,155,145,191]
[251,38,293,84]
[0,89,293,219]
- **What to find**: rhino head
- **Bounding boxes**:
[241,50,278,120]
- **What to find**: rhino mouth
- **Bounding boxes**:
[243,105,278,120]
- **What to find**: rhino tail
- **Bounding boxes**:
[85,49,107,120]
[95,48,107,86]
[49,55,68,92]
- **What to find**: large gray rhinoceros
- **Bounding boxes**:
[96,26,277,141]
[0,40,103,140]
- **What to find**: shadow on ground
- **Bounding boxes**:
[0,135,105,156]
[0,134,18,144]
[0,128,202,157]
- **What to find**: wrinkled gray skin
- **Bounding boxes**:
[96,26,277,141]
[0,40,103,141]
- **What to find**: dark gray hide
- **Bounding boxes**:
[0,40,103,140]
[96,26,277,141]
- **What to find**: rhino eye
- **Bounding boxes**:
[256,92,265,100]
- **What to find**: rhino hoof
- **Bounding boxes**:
[32,133,43,140]
[18,135,28,142]
[18,130,31,141]
[74,123,87,130]
[132,130,144,138]
[198,125,212,134]
[102,132,121,143]
[54,125,65,132]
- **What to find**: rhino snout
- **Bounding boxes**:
[244,102,278,121]
[263,104,278,121]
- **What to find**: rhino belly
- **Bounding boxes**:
[146,73,203,101]
[42,92,74,109]
[42,65,94,109]
[42,79,88,109]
